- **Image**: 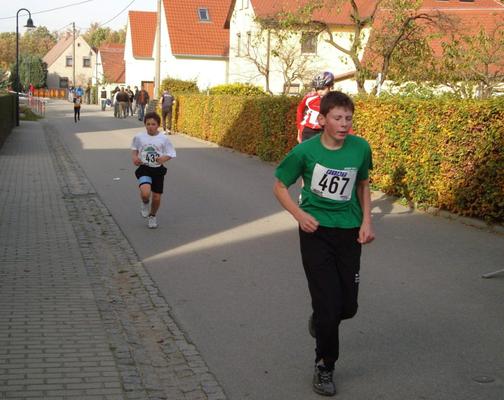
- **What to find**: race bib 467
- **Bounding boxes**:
[310,163,357,201]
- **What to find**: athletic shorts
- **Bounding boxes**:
[302,127,323,142]
[135,165,167,194]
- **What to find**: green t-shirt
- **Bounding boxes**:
[275,134,373,228]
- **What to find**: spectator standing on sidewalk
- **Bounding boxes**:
[133,86,139,115]
[127,86,135,116]
[100,87,107,111]
[160,90,175,134]
[117,88,130,118]
[274,91,375,397]
[137,86,150,122]
[113,89,120,118]
[131,111,176,229]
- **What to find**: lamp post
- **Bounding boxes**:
[15,8,35,126]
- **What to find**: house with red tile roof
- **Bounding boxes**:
[43,34,96,89]
[227,0,504,94]
[93,43,126,99]
[226,0,376,94]
[158,0,230,92]
[124,1,231,97]
[124,11,157,97]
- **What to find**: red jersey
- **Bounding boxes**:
[296,93,323,133]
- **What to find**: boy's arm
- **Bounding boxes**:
[156,155,172,164]
[273,179,319,233]
[356,179,375,244]
[132,150,142,166]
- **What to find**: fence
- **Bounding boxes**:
[33,88,67,99]
[27,96,46,116]
[0,94,16,149]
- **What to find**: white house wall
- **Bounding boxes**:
[124,19,155,88]
[228,2,370,94]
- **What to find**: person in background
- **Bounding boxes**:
[127,86,135,117]
[136,86,150,122]
[73,95,82,123]
[160,89,175,134]
[296,72,335,143]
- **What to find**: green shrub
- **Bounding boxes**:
[160,77,199,96]
[209,83,265,96]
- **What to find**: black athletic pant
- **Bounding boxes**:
[74,107,80,122]
[299,226,361,369]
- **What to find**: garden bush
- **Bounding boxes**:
[209,83,265,96]
[174,93,503,222]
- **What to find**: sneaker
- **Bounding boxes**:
[147,215,158,229]
[313,362,336,396]
[308,314,316,338]
[140,201,150,218]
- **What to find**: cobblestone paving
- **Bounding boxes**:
[0,121,226,400]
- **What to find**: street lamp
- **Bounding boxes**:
[15,8,35,126]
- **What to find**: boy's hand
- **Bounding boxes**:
[358,220,375,244]
[132,156,142,166]
[296,210,319,233]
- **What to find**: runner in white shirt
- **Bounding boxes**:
[131,112,176,228]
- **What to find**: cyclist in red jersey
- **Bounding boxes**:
[296,72,335,143]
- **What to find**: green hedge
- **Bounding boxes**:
[0,94,16,148]
[174,94,503,222]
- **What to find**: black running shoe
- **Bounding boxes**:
[309,314,316,338]
[313,363,336,396]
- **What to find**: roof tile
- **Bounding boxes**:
[129,11,157,58]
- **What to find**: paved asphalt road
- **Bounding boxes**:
[44,100,503,400]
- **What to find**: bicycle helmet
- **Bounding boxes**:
[312,71,335,90]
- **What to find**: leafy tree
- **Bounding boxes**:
[12,55,47,89]
[0,32,17,69]
[274,0,451,94]
[22,27,57,59]
[83,23,126,48]
[237,20,319,94]
[433,24,504,99]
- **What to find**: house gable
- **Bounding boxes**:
[128,11,157,59]
[163,0,231,57]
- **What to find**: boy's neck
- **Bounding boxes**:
[147,131,159,136]
[320,133,344,150]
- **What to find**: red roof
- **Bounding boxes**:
[128,11,157,58]
[248,0,379,25]
[163,0,230,57]
[99,44,125,83]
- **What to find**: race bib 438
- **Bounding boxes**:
[310,163,357,201]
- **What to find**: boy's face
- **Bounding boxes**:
[318,106,353,143]
[145,118,160,135]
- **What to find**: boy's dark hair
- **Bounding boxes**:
[144,111,161,125]
[319,91,354,116]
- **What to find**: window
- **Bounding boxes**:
[301,32,317,54]
[242,0,249,8]
[65,56,73,67]
[198,7,210,22]
[284,83,300,95]
[246,31,251,55]
[83,56,91,68]
[59,77,69,88]
[236,33,241,57]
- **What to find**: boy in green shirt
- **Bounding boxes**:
[274,91,375,396]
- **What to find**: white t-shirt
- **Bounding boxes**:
[131,132,176,168]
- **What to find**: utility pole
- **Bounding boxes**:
[154,0,161,99]
[72,22,76,88]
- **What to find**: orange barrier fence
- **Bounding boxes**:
[33,88,67,99]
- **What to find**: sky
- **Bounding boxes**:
[0,0,157,34]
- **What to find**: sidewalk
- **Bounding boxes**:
[0,120,226,399]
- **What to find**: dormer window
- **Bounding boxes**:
[198,8,210,22]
